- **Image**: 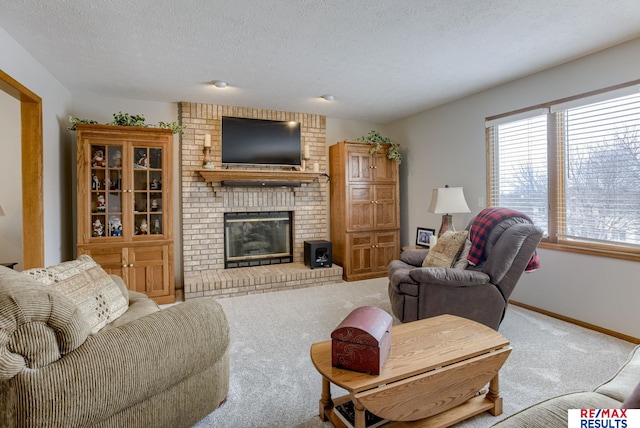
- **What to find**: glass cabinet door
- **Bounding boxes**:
[133,146,164,237]
[90,144,123,238]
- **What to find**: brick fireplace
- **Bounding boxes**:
[179,103,343,299]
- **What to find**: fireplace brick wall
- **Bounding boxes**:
[179,102,340,298]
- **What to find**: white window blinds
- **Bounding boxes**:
[555,92,640,247]
[488,112,549,236]
[487,84,640,251]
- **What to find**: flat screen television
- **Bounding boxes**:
[221,117,302,166]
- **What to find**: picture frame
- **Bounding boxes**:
[416,227,436,248]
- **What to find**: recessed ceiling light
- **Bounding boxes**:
[321,94,335,101]
[212,80,228,88]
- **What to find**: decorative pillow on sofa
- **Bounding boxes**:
[453,239,472,270]
[422,231,469,268]
[23,255,128,334]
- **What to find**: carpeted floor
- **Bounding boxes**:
[191,277,636,428]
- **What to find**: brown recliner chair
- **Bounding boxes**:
[388,209,543,329]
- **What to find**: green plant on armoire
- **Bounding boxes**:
[357,130,402,164]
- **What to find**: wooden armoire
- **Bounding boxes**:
[329,141,400,281]
[75,124,175,304]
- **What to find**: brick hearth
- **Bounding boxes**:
[183,263,343,299]
[180,103,341,298]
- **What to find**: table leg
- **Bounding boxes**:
[318,376,333,421]
[487,372,503,416]
[353,398,366,428]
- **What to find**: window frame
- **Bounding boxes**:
[486,80,640,262]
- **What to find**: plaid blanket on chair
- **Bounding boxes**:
[467,207,541,271]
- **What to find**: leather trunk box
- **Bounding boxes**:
[331,306,392,375]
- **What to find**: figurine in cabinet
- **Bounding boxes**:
[109,216,122,236]
[151,199,159,211]
[92,150,106,167]
[97,194,106,212]
[138,219,148,235]
[92,174,100,190]
[136,151,148,168]
[152,218,161,234]
[92,219,104,237]
[112,150,122,168]
[150,179,161,190]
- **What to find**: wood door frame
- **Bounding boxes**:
[0,70,44,268]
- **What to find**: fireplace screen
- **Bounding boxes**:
[224,211,293,268]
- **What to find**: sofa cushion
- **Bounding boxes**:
[23,255,128,333]
[0,266,89,378]
[595,344,640,403]
[491,391,622,427]
[101,291,160,331]
[422,230,468,268]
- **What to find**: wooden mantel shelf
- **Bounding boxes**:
[197,169,325,183]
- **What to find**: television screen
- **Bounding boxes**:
[221,117,302,166]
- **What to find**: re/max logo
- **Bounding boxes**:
[581,409,628,418]
[568,409,639,428]
[578,420,627,428]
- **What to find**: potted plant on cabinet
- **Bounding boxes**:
[357,130,402,164]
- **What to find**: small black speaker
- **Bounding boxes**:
[304,240,332,269]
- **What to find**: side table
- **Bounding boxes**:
[1,262,17,269]
[310,314,511,428]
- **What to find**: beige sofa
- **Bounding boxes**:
[492,345,640,427]
[0,260,229,428]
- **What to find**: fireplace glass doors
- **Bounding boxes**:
[224,211,293,268]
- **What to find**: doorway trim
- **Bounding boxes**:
[0,69,44,268]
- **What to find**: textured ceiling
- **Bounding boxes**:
[2,0,640,123]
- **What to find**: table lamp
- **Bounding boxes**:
[428,185,470,237]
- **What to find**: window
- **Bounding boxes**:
[487,112,549,234]
[487,83,640,257]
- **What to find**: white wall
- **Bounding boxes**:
[386,37,640,339]
[326,118,387,147]
[0,90,22,267]
[0,25,73,267]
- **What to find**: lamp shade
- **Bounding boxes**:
[428,187,470,214]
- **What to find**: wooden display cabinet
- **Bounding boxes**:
[75,124,175,304]
[330,141,400,281]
